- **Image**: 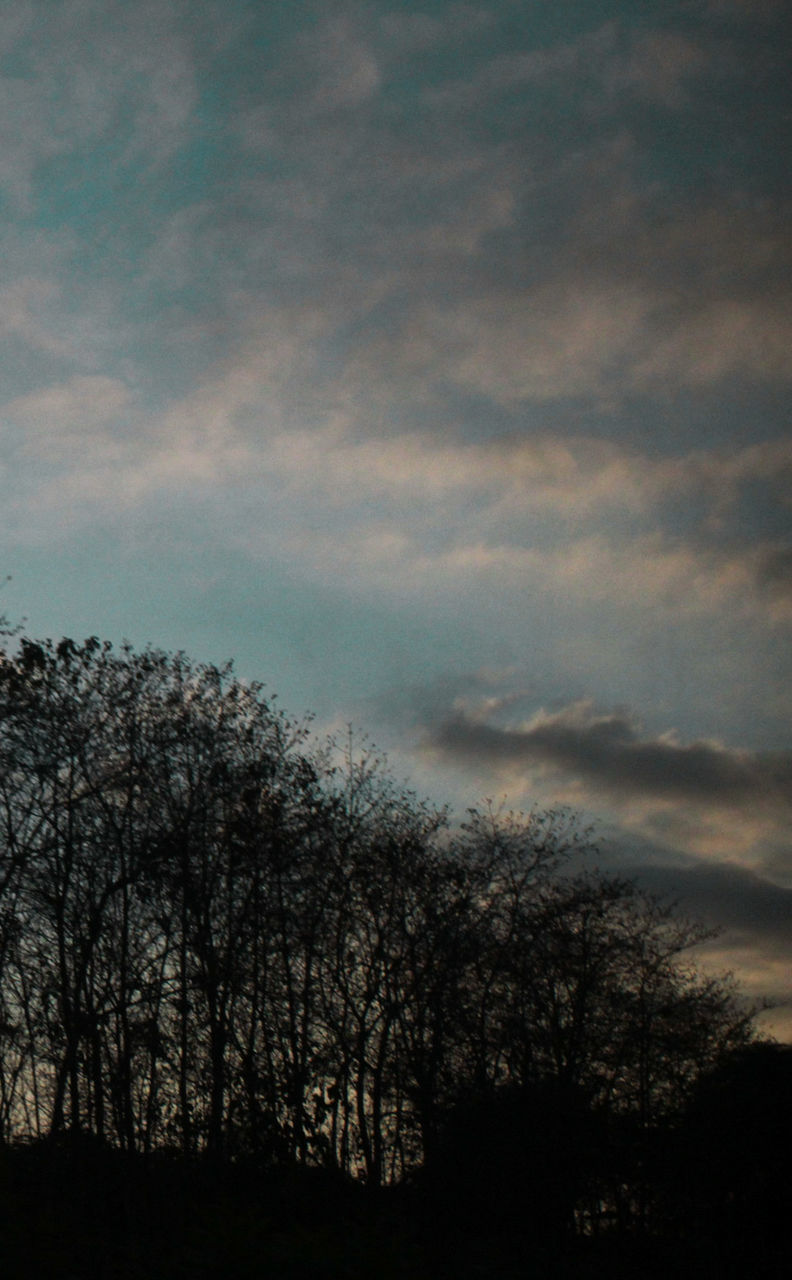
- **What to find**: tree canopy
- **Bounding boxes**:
[0,634,766,1254]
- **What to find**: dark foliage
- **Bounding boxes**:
[660,1043,792,1279]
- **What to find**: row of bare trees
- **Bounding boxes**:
[0,636,754,1198]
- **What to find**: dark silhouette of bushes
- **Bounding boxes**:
[657,1043,792,1278]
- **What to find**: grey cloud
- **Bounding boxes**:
[3,0,788,470]
[299,17,381,111]
[605,30,708,109]
[580,830,792,1026]
[755,545,792,596]
[48,0,781,440]
[431,703,792,808]
[644,862,792,944]
[380,6,495,53]
[0,75,67,208]
[423,19,715,118]
[259,57,791,417]
[0,0,199,203]
[616,858,792,1022]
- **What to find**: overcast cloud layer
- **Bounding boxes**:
[1,1,790,1034]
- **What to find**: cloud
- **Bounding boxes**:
[383,671,792,1034]
[5,374,133,462]
[0,2,785,645]
[0,343,275,532]
[754,545,792,605]
[4,348,788,639]
[367,430,791,534]
[0,278,78,358]
[623,859,792,946]
[4,4,778,457]
[632,298,792,388]
[260,13,383,122]
[403,683,792,890]
[398,285,655,405]
[331,179,791,414]
[430,698,792,808]
[0,0,201,216]
[0,74,64,209]
[380,6,495,52]
[308,19,381,110]
[611,31,707,108]
[617,857,792,1037]
[425,207,788,405]
[423,20,712,118]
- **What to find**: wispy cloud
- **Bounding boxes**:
[302,17,381,111]
[0,1,198,215]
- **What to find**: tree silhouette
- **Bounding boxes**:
[0,631,772,1277]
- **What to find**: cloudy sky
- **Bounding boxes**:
[1,1,790,1033]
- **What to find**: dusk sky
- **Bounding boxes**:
[1,1,790,1034]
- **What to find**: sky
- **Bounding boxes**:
[1,0,790,1035]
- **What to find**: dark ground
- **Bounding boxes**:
[1,1136,789,1280]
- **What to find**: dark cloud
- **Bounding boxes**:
[619,857,792,1026]
[431,703,792,807]
[617,858,792,946]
